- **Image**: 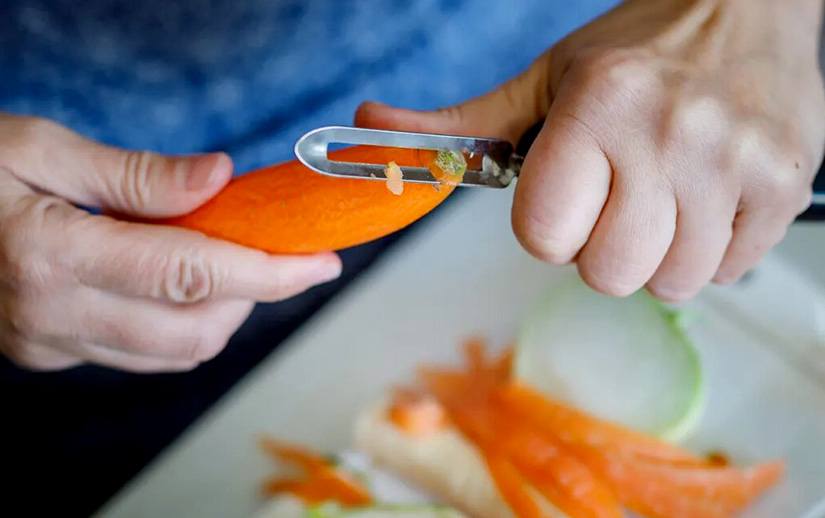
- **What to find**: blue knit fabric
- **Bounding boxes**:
[0,0,617,173]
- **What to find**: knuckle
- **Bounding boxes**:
[0,200,64,289]
[514,212,579,265]
[120,150,155,211]
[736,129,811,209]
[577,262,640,298]
[161,249,221,303]
[5,300,42,340]
[795,187,814,215]
[663,95,729,150]
[1,335,44,370]
[569,48,655,100]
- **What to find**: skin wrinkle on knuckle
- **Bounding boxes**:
[120,150,155,211]
[162,248,219,303]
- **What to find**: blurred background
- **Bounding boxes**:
[1,1,823,516]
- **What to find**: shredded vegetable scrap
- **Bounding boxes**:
[388,338,784,518]
[258,436,372,507]
[429,149,467,186]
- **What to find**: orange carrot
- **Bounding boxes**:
[163,146,455,254]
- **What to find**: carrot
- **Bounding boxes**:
[258,436,371,507]
[162,146,455,254]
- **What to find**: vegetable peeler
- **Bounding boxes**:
[294,125,533,189]
[294,124,825,220]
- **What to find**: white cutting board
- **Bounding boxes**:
[97,190,825,518]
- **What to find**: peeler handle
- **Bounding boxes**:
[515,122,825,222]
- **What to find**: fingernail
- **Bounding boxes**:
[186,154,228,191]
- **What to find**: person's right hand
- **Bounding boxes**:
[0,114,342,372]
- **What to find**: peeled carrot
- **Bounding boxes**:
[163,146,455,254]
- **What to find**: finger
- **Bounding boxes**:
[4,115,232,217]
[68,216,342,303]
[354,51,550,142]
[577,170,677,297]
[63,290,255,362]
[712,207,793,284]
[511,110,612,264]
[52,341,200,373]
[646,190,737,302]
[0,335,83,371]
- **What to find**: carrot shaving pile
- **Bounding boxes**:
[258,436,371,507]
[389,339,784,518]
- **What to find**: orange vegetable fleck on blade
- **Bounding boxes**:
[384,161,404,195]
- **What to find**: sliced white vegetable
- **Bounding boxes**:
[515,276,704,442]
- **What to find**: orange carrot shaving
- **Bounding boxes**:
[484,453,545,518]
[498,383,706,466]
[421,368,622,518]
[393,338,784,518]
[387,388,448,437]
[258,436,371,507]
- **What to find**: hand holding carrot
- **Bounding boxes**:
[357,0,825,302]
[0,114,341,371]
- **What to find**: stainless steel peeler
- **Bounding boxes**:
[294,124,825,220]
[294,126,525,188]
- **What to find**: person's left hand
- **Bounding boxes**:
[355,0,825,302]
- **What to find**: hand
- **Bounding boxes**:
[356,0,825,302]
[0,114,341,372]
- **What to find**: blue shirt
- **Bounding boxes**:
[1,0,616,172]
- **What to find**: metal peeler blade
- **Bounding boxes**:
[294,126,523,188]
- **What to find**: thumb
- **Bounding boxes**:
[9,116,233,218]
[83,147,233,218]
[354,58,550,144]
